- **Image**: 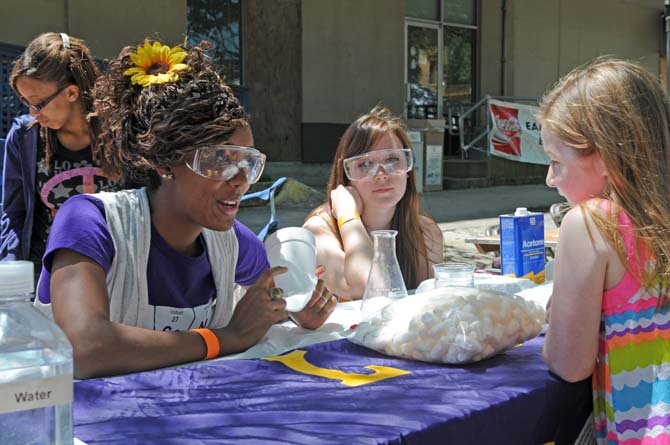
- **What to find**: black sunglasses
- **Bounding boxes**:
[19,85,69,112]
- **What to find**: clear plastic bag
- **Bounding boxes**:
[350,286,546,364]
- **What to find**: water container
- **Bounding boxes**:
[0,261,73,444]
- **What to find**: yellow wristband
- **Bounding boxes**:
[192,328,220,360]
[337,211,360,230]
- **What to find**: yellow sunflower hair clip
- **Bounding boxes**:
[123,42,189,87]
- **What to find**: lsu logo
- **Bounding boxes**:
[264,350,410,387]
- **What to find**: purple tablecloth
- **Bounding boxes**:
[74,337,591,445]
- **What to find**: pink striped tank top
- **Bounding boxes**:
[592,204,670,444]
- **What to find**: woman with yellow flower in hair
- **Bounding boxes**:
[33,39,335,379]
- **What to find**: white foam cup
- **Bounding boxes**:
[264,227,318,312]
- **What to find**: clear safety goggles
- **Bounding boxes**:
[343,148,414,181]
[186,145,266,184]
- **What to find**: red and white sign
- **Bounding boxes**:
[488,99,548,165]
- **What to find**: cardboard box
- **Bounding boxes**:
[407,130,423,192]
[406,119,445,192]
[500,211,545,284]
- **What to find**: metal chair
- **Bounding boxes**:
[240,176,287,241]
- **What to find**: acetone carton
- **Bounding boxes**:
[500,208,545,284]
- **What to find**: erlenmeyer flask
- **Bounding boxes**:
[360,230,408,321]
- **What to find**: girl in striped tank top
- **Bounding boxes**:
[538,58,670,445]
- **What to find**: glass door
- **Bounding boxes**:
[405,23,440,119]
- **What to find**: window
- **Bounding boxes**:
[407,25,439,119]
[405,0,477,119]
[187,0,242,85]
[443,26,475,104]
[1,43,27,138]
[443,0,476,26]
[406,0,439,21]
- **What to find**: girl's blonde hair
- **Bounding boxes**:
[538,58,670,298]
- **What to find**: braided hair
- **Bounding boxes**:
[92,39,247,188]
[10,32,101,171]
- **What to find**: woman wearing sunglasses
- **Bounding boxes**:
[33,40,334,379]
[1,33,121,277]
[304,106,444,300]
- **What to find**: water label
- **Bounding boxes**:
[500,212,545,283]
[0,374,72,414]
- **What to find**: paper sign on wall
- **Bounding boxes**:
[425,144,442,186]
[407,131,423,192]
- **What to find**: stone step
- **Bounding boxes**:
[442,176,490,189]
[443,159,488,178]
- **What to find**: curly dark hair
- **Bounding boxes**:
[93,39,247,188]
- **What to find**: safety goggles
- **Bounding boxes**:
[19,85,69,112]
[343,148,414,181]
[185,145,266,183]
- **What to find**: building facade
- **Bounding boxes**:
[0,0,665,186]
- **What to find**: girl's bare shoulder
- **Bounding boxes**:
[560,205,615,260]
[303,213,337,238]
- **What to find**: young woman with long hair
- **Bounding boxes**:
[1,32,121,276]
[303,105,444,299]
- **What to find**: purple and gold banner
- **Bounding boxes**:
[74,338,590,444]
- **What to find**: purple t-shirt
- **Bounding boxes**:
[37,195,269,320]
